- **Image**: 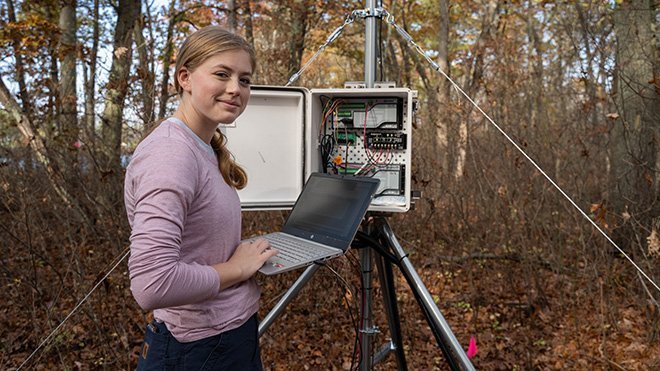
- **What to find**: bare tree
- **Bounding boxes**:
[99,0,140,177]
[285,0,311,79]
[5,0,32,119]
[610,0,659,237]
[157,0,178,120]
[59,0,78,184]
[134,14,156,126]
[453,0,498,180]
[435,0,450,182]
[227,0,237,32]
[526,2,543,130]
[244,0,255,47]
[59,0,77,133]
[83,0,100,140]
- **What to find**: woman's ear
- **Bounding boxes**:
[177,67,192,92]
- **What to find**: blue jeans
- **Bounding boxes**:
[136,314,263,370]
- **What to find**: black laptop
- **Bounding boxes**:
[255,173,380,275]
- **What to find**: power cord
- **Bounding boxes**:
[315,260,362,369]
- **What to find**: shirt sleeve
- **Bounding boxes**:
[126,137,220,311]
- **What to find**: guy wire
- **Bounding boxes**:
[17,248,131,370]
[285,7,659,293]
[382,9,659,293]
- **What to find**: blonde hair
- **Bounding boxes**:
[173,26,255,189]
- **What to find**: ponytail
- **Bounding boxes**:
[210,129,248,189]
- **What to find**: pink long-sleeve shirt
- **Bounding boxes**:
[124,118,259,343]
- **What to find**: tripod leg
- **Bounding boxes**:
[375,253,408,371]
[377,219,475,371]
[258,264,321,337]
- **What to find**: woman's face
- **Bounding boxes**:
[178,49,253,128]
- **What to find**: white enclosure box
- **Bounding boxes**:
[222,86,414,213]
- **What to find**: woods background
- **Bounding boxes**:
[1,0,658,369]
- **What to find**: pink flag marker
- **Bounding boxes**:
[467,336,478,359]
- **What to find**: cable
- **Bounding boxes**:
[361,104,383,166]
[343,250,364,370]
[317,260,362,370]
[377,10,384,82]
[320,98,346,173]
[17,248,130,370]
[320,134,335,173]
[354,230,400,265]
[286,11,359,86]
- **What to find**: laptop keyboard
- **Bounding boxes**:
[263,234,331,263]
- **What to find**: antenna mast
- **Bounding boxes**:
[364,0,378,87]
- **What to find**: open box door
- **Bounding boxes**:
[223,85,415,213]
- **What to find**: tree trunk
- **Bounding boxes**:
[47,14,60,139]
[574,2,598,128]
[454,0,498,180]
[84,0,100,140]
[6,0,33,120]
[59,0,77,134]
[227,0,237,32]
[610,0,659,240]
[396,3,412,89]
[435,0,450,182]
[385,37,400,83]
[526,4,543,130]
[244,0,255,47]
[100,0,140,168]
[134,15,156,126]
[58,0,78,183]
[157,0,177,120]
[437,0,450,100]
[286,0,310,80]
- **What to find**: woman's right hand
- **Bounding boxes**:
[212,239,278,290]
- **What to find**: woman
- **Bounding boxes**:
[124,26,277,370]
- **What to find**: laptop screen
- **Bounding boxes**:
[282,173,380,250]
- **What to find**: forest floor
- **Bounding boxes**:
[2,223,658,370]
[256,246,659,370]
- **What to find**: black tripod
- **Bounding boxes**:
[258,214,474,370]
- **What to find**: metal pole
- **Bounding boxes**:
[364,0,378,88]
[359,220,375,370]
[359,2,379,369]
